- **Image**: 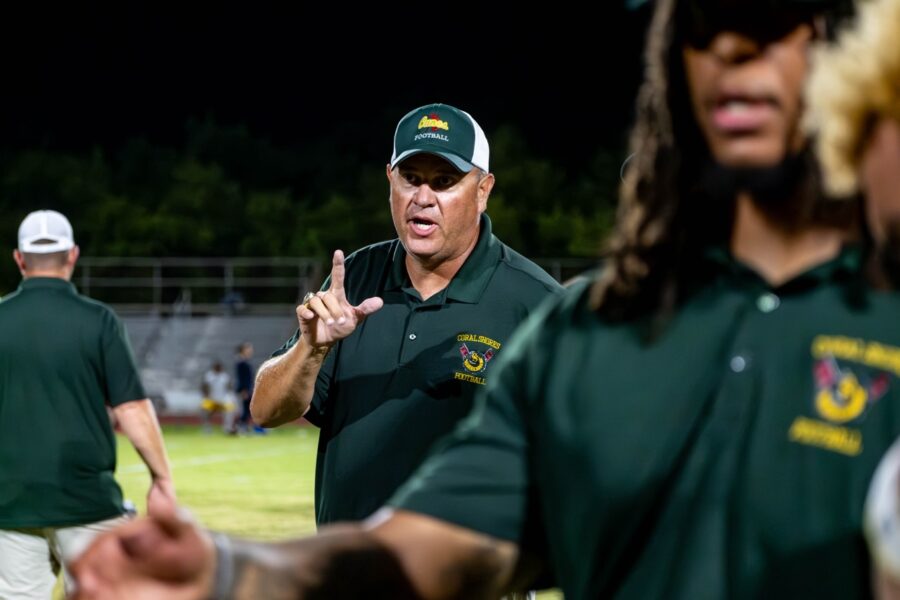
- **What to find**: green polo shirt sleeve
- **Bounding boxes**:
[270,328,336,427]
[101,309,146,406]
[388,290,562,543]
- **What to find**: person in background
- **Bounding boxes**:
[200,361,235,434]
[233,342,264,435]
[0,210,175,599]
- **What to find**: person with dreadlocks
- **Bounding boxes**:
[70,0,900,598]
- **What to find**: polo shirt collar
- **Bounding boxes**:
[703,244,863,293]
[386,213,501,304]
[19,277,77,294]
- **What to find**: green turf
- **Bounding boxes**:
[109,424,563,599]
[116,424,318,539]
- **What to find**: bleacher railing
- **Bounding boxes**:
[76,257,324,316]
[76,256,596,315]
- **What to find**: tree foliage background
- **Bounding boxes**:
[0,117,625,295]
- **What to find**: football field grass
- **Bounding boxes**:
[117,424,319,539]
[102,425,563,598]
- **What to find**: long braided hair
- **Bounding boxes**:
[590,0,723,321]
[591,0,859,322]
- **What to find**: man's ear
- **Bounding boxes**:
[13,249,26,274]
[476,172,495,213]
[64,246,80,277]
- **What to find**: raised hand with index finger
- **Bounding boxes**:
[297,250,384,348]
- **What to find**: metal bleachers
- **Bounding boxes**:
[123,315,297,414]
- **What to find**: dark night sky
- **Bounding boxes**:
[0,4,651,165]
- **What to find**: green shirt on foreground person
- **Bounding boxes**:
[394,246,900,598]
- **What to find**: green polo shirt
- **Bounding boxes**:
[0,277,145,528]
[393,247,900,599]
[276,214,562,524]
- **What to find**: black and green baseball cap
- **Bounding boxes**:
[390,103,490,173]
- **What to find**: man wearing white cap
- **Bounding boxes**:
[250,103,563,526]
[0,210,176,599]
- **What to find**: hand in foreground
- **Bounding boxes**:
[70,503,215,600]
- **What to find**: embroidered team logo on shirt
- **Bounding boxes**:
[460,344,494,373]
[813,355,889,423]
[789,335,895,456]
[454,333,501,385]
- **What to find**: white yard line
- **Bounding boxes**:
[118,447,295,475]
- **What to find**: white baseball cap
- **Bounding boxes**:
[18,210,75,254]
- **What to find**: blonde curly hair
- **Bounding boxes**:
[807,0,900,196]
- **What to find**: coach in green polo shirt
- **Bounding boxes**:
[0,210,175,599]
[251,103,562,524]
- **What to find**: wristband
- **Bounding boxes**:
[210,532,235,600]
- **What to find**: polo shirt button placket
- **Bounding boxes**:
[757,292,780,314]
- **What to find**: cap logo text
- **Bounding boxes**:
[417,115,449,132]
